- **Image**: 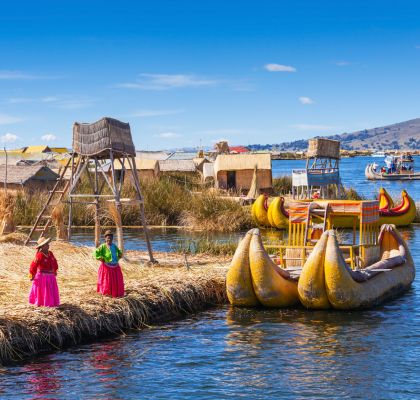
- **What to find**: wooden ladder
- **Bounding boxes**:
[24,157,76,245]
[303,202,329,245]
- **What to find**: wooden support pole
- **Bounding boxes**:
[67,154,77,240]
[129,156,156,263]
[94,157,100,247]
[109,150,124,252]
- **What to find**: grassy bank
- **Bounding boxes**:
[0,240,229,364]
[6,175,252,232]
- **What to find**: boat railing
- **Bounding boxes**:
[264,243,379,270]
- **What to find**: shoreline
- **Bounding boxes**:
[0,242,229,365]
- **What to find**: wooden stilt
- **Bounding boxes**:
[94,157,100,247]
[129,157,156,263]
[109,150,124,252]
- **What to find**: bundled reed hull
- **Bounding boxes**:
[297,233,330,309]
[378,190,416,226]
[226,230,259,306]
[267,197,289,229]
[378,188,394,210]
[324,226,415,309]
[249,229,299,307]
[365,164,420,180]
[251,194,270,227]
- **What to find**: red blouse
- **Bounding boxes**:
[29,251,58,277]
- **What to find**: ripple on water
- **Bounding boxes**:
[1,226,420,399]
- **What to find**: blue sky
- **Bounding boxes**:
[1,0,420,150]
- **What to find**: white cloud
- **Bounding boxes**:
[116,73,220,90]
[336,61,350,67]
[264,63,296,72]
[131,109,184,117]
[155,132,181,138]
[299,96,314,105]
[292,124,338,131]
[0,114,22,125]
[41,134,57,142]
[0,133,19,143]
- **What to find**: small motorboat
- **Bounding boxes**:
[365,154,420,180]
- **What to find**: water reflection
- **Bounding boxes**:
[0,226,419,399]
[22,361,61,398]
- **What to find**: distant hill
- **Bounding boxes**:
[249,118,420,151]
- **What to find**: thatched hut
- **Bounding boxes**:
[73,117,135,158]
[159,159,198,176]
[213,153,272,192]
[113,158,160,183]
[0,165,59,192]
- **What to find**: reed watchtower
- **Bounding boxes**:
[25,117,155,262]
[292,138,343,199]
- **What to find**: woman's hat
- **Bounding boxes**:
[35,236,51,249]
[104,230,114,238]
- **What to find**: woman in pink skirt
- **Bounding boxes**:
[29,237,60,307]
[94,230,124,298]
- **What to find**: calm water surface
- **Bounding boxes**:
[1,225,419,399]
[2,158,420,399]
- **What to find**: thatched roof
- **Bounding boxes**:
[214,153,271,174]
[159,159,197,172]
[114,158,159,171]
[307,138,340,159]
[73,117,136,158]
[136,151,170,160]
[0,165,59,185]
[22,145,51,154]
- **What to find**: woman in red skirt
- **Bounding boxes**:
[94,230,124,297]
[29,237,60,307]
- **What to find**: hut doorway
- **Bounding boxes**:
[227,170,236,189]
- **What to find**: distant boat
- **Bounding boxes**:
[371,151,386,157]
[365,154,420,180]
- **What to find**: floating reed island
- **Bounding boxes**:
[0,239,229,365]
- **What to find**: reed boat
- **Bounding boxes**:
[366,154,420,180]
[250,189,415,229]
[377,188,417,226]
[267,196,289,229]
[231,198,415,309]
[226,230,259,307]
[298,225,414,309]
[251,194,270,227]
[226,228,299,308]
[365,163,420,180]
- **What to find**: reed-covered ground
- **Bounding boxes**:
[0,239,229,364]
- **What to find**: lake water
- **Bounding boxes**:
[272,155,420,200]
[1,157,420,398]
[1,224,419,399]
[65,156,420,253]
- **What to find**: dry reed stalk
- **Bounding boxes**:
[0,242,229,364]
[0,192,16,235]
[52,203,68,241]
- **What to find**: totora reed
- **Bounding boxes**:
[0,241,229,364]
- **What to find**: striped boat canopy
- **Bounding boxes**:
[288,202,311,223]
[360,201,379,224]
